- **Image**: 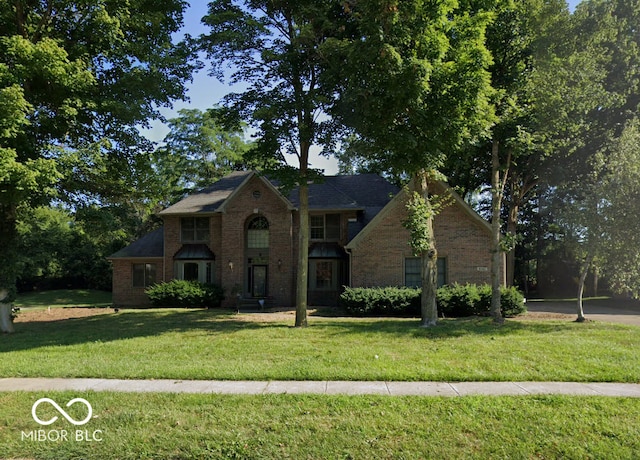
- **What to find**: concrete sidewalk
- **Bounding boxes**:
[1,378,639,397]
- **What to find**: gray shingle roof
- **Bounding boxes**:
[159,170,253,215]
[160,171,399,215]
[108,227,164,259]
[287,174,399,210]
[110,172,401,259]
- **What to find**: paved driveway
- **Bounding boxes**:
[525,299,640,326]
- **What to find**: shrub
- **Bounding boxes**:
[146,280,224,308]
[436,283,481,317]
[339,286,420,317]
[340,284,526,318]
[477,284,527,317]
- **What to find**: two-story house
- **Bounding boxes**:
[108,170,502,307]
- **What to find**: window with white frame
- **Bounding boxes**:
[175,261,213,284]
[247,216,269,248]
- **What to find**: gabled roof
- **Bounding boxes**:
[159,170,398,216]
[345,180,492,250]
[110,172,402,260]
[159,171,254,215]
[159,171,295,215]
[108,227,164,259]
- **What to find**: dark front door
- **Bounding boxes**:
[251,265,268,297]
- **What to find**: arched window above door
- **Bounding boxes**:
[247,216,269,248]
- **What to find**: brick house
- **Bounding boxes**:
[108,170,503,307]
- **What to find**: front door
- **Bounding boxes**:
[251,265,267,297]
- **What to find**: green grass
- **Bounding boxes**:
[1,391,639,459]
[15,289,112,309]
[2,308,639,382]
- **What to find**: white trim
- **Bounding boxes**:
[174,260,214,284]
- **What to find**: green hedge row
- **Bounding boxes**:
[338,286,420,317]
[145,280,225,308]
[339,284,526,318]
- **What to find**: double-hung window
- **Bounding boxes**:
[404,257,447,288]
[181,217,209,242]
[310,214,340,241]
[247,216,269,248]
[132,263,157,288]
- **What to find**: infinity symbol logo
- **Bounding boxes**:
[32,398,93,426]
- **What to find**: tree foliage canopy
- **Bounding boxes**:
[325,0,495,175]
[0,0,196,305]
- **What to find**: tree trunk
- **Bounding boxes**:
[576,252,594,323]
[506,201,519,287]
[416,173,438,327]
[0,204,18,333]
[490,140,505,324]
[0,300,13,334]
[295,181,309,327]
[421,243,438,327]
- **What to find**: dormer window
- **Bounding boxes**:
[181,217,209,242]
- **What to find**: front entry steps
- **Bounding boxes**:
[235,296,275,312]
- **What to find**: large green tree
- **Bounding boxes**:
[152,108,252,205]
[199,0,338,327]
[547,0,640,319]
[554,121,640,320]
[325,0,495,326]
[472,0,571,322]
[0,0,196,332]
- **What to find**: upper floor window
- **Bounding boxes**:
[247,216,269,248]
[310,214,341,241]
[181,217,209,242]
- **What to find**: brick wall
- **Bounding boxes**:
[350,188,498,288]
[112,176,503,308]
[218,175,295,308]
[111,258,164,307]
[163,214,222,284]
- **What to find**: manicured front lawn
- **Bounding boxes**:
[1,391,639,459]
[2,308,639,382]
[15,289,112,309]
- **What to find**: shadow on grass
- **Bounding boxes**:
[1,309,598,353]
[317,316,585,339]
[1,309,275,352]
[15,289,113,308]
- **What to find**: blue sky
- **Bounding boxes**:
[143,0,583,174]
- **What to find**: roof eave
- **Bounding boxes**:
[107,256,164,261]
